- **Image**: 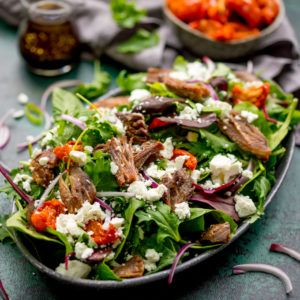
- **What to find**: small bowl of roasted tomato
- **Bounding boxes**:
[164,0,285,60]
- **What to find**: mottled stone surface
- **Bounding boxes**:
[0,2,300,299]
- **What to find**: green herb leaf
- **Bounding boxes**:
[148,82,178,98]
[117,29,159,54]
[116,70,147,92]
[25,102,44,126]
[46,227,73,255]
[0,214,13,242]
[52,88,84,118]
[111,0,146,28]
[95,262,121,281]
[75,61,111,99]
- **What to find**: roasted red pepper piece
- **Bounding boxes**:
[85,220,118,245]
[149,118,170,130]
[31,199,65,232]
[173,149,198,170]
[53,141,84,162]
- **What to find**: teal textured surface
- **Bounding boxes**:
[0,2,300,299]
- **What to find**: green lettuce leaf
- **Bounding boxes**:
[95,262,121,281]
[116,70,147,92]
[46,227,73,255]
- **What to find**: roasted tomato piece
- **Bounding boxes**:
[53,141,84,162]
[257,0,279,25]
[173,149,198,170]
[31,199,65,232]
[149,117,170,130]
[207,0,229,24]
[85,220,118,245]
[231,82,270,108]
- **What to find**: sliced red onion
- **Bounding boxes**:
[94,197,113,212]
[61,114,87,130]
[233,264,293,294]
[40,79,82,111]
[262,105,277,124]
[190,192,239,222]
[203,83,219,100]
[64,252,75,270]
[140,170,159,188]
[0,126,10,150]
[96,192,135,198]
[168,242,196,285]
[87,248,112,263]
[0,279,9,300]
[151,114,217,130]
[270,244,300,261]
[0,163,33,203]
[0,109,15,127]
[193,175,242,195]
[202,56,215,74]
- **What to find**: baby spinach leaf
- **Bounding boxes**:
[95,262,121,281]
[173,55,189,72]
[117,29,159,54]
[116,70,147,92]
[52,88,84,118]
[0,214,13,242]
[111,0,146,28]
[46,227,73,255]
[75,61,111,99]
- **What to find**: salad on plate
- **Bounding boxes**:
[0,56,299,282]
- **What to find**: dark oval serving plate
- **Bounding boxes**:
[12,89,295,289]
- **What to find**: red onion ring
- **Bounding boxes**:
[94,197,113,212]
[61,114,87,130]
[270,243,300,261]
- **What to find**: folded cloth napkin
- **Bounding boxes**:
[1,0,300,96]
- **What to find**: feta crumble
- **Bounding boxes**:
[160,137,174,159]
[56,214,83,237]
[110,217,124,229]
[242,170,253,179]
[56,260,91,278]
[84,146,93,153]
[129,89,151,105]
[75,242,94,260]
[234,194,257,218]
[241,110,258,123]
[190,169,201,183]
[144,249,162,272]
[209,154,242,184]
[13,110,24,119]
[17,93,29,104]
[69,151,87,166]
[110,161,119,175]
[74,201,106,226]
[205,98,232,117]
[38,156,49,166]
[13,174,32,192]
[174,202,191,220]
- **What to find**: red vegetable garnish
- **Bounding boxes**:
[0,279,9,300]
[149,118,170,130]
[53,141,84,162]
[85,220,118,245]
[31,199,65,232]
[173,149,198,170]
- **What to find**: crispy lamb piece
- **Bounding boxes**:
[114,256,145,278]
[146,67,170,84]
[108,136,138,186]
[201,222,231,244]
[31,149,59,187]
[116,112,150,144]
[163,77,210,102]
[218,112,271,160]
[93,96,129,109]
[162,169,194,210]
[59,167,96,213]
[134,140,164,169]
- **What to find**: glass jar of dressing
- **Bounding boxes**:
[19,0,81,76]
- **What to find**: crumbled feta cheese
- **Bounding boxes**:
[191,169,201,183]
[84,146,93,153]
[174,202,191,220]
[234,194,257,218]
[242,170,253,179]
[209,154,242,184]
[41,132,53,147]
[22,181,31,192]
[127,180,167,202]
[205,98,232,117]
[187,61,212,81]
[177,106,199,120]
[144,249,162,272]
[56,260,91,278]
[172,155,189,171]
[95,107,125,134]
[38,156,49,166]
[241,110,258,123]
[69,151,87,166]
[129,89,151,104]
[160,137,174,159]
[110,217,124,229]
[13,174,32,192]
[78,116,88,122]
[244,81,263,89]
[56,214,83,237]
[110,161,119,175]
[13,110,24,119]
[74,201,106,226]
[31,148,42,159]
[201,180,220,189]
[17,93,29,104]
[169,71,189,81]
[146,163,166,179]
[75,242,94,260]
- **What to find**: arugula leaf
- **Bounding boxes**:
[84,151,118,191]
[52,88,84,118]
[111,0,146,28]
[117,29,159,54]
[269,98,297,150]
[46,227,73,255]
[75,61,111,99]
[148,82,178,98]
[199,129,236,152]
[116,70,147,92]
[0,214,13,242]
[95,262,121,281]
[6,209,62,244]
[115,198,144,259]
[136,202,181,242]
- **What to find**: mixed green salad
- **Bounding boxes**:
[0,56,299,283]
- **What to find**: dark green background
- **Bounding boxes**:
[0,1,299,299]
